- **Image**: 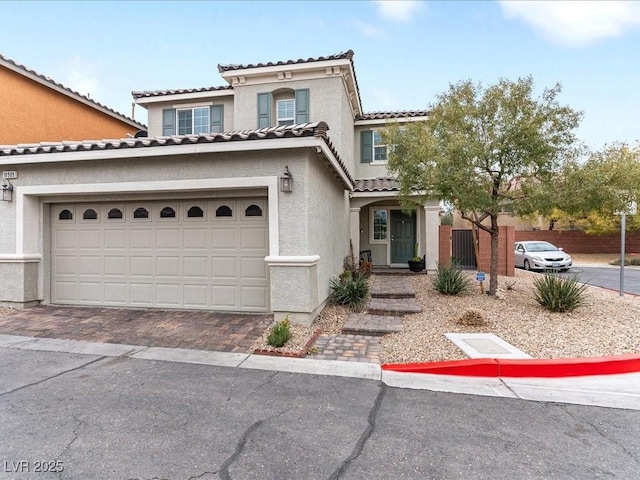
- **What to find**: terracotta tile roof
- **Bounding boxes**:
[356,110,429,120]
[132,85,233,99]
[0,122,354,187]
[354,177,399,192]
[0,53,146,130]
[217,50,355,72]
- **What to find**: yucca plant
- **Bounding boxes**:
[267,317,292,347]
[329,272,369,308]
[533,272,588,313]
[431,261,472,295]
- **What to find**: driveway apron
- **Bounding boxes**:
[0,305,273,353]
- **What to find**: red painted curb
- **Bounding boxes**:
[382,354,640,378]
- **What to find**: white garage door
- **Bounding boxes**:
[51,199,269,311]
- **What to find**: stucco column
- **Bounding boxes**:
[424,204,440,271]
[350,207,361,261]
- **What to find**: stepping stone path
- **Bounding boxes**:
[309,274,422,364]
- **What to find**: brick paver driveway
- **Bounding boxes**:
[0,306,273,353]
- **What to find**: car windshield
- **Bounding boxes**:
[526,242,558,252]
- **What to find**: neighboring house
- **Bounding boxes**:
[0,50,440,325]
[0,53,145,144]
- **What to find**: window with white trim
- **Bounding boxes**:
[277,99,295,126]
[371,209,388,242]
[177,106,209,135]
[372,130,388,162]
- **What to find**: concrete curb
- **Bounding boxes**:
[2,333,640,410]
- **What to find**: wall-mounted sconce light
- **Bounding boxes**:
[1,180,13,202]
[280,165,293,193]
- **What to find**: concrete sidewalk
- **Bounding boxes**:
[2,333,638,411]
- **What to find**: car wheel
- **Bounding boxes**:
[524,259,531,271]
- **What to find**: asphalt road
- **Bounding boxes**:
[1,348,639,480]
[560,265,640,296]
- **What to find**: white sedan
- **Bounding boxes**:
[514,241,572,271]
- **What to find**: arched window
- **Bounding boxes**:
[187,206,204,218]
[83,209,98,220]
[108,208,123,219]
[59,209,73,220]
[245,204,263,217]
[160,206,176,218]
[133,207,149,219]
[215,205,233,217]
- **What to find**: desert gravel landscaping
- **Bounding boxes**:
[381,269,640,363]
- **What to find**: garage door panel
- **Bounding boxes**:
[184,285,209,307]
[212,285,238,308]
[104,283,128,304]
[212,229,236,249]
[129,283,154,305]
[184,257,208,278]
[212,257,237,278]
[156,284,181,306]
[156,256,180,277]
[78,282,102,303]
[78,230,102,250]
[54,230,77,250]
[51,199,268,311]
[241,227,268,249]
[53,281,77,302]
[54,255,77,275]
[130,257,154,277]
[130,229,154,250]
[157,228,180,250]
[79,256,102,276]
[105,256,127,276]
[184,229,208,249]
[104,229,127,249]
[241,286,268,309]
[241,257,267,279]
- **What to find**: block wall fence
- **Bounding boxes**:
[438,225,515,277]
[439,226,638,276]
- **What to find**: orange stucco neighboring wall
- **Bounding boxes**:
[0,66,139,144]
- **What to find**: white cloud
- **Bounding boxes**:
[500,1,640,46]
[63,56,100,99]
[374,0,424,23]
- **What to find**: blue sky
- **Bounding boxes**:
[1,0,639,150]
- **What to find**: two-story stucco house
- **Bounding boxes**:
[0,50,440,325]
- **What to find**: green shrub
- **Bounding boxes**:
[431,261,472,295]
[267,317,292,348]
[610,256,640,266]
[329,272,369,308]
[533,272,588,313]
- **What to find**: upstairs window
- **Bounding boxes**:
[257,89,309,128]
[360,128,405,164]
[372,130,387,162]
[163,105,223,135]
[277,99,295,126]
[178,107,209,135]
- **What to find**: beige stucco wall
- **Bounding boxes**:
[232,77,353,160]
[353,124,395,179]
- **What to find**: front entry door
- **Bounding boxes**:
[390,210,415,264]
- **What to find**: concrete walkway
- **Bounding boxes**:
[1,333,639,411]
[309,274,420,363]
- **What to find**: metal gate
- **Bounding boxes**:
[451,229,477,269]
